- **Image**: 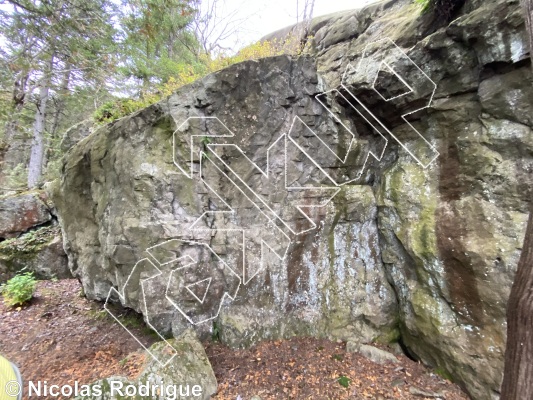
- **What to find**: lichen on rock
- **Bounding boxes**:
[73,329,217,400]
[51,1,532,399]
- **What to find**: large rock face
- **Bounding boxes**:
[51,0,532,399]
[51,54,399,348]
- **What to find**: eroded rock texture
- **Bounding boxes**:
[74,329,217,400]
[0,191,52,239]
[51,0,532,398]
[0,191,70,281]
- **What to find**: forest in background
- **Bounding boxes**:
[0,0,311,191]
[0,0,532,398]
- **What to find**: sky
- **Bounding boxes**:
[204,0,380,52]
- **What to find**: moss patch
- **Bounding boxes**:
[434,366,455,382]
[0,225,58,259]
[410,287,444,334]
[382,162,438,263]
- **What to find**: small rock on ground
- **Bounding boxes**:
[359,344,400,364]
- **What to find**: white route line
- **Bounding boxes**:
[104,257,190,367]
[372,61,414,102]
[172,116,234,179]
[198,149,292,284]
[287,110,388,183]
[186,277,212,304]
[207,141,340,236]
[106,37,440,364]
[162,239,241,326]
[341,37,440,168]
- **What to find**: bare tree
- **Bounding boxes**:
[295,0,315,43]
[500,2,533,397]
[27,57,53,188]
[191,0,247,56]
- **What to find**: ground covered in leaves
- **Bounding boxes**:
[1,279,468,399]
[0,279,154,400]
[206,340,468,400]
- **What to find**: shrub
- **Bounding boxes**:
[94,35,306,124]
[94,98,155,124]
[1,272,37,307]
[338,375,351,388]
[414,0,431,11]
[414,0,465,19]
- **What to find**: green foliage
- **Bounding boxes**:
[43,156,63,183]
[1,0,119,97]
[43,127,64,182]
[206,34,304,71]
[93,34,305,124]
[337,375,351,388]
[94,98,153,124]
[118,356,129,366]
[200,136,212,148]
[1,272,37,307]
[331,353,344,361]
[93,304,160,338]
[88,308,109,320]
[414,0,432,11]
[119,0,198,87]
[0,0,311,187]
[5,163,28,190]
[0,0,119,187]
[434,366,454,381]
[0,226,57,256]
[43,86,115,182]
[200,136,212,161]
[118,312,144,329]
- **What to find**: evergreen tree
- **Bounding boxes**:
[0,0,117,187]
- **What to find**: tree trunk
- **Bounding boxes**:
[501,206,533,398]
[44,64,71,172]
[27,53,55,188]
[50,65,71,138]
[524,0,533,53]
[27,82,50,188]
[500,2,533,398]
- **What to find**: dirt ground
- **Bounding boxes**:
[206,339,468,400]
[0,279,469,399]
[0,279,154,400]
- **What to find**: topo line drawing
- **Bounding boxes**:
[105,37,440,365]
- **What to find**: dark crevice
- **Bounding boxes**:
[479,58,532,81]
[0,212,59,244]
[397,335,418,362]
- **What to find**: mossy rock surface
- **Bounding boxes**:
[74,330,217,400]
[0,225,71,282]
